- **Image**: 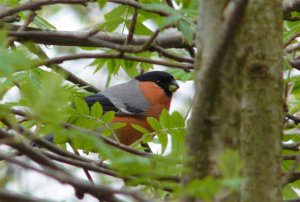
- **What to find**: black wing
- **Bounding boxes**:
[83,93,119,113]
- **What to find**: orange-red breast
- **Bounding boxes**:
[84,71,179,145]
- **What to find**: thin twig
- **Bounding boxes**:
[153,45,194,64]
[284,32,300,48]
[283,154,300,185]
[69,143,95,184]
[6,11,36,47]
[125,1,139,45]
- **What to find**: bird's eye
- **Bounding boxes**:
[156,80,160,83]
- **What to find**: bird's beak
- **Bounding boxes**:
[168,80,180,92]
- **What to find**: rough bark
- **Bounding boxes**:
[184,0,282,202]
[184,0,248,200]
[239,1,283,202]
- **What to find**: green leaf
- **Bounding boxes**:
[102,111,115,123]
[101,128,112,136]
[111,155,152,175]
[172,111,185,126]
[159,109,172,128]
[178,20,194,45]
[70,130,113,158]
[143,3,176,15]
[218,149,243,178]
[125,20,153,35]
[110,122,126,130]
[97,0,108,8]
[100,17,124,32]
[0,47,33,76]
[33,16,56,31]
[131,124,150,134]
[186,177,221,200]
[105,5,127,20]
[147,117,161,130]
[74,97,89,115]
[90,102,103,118]
[283,184,299,200]
[160,14,182,29]
[89,59,106,74]
[20,73,70,124]
[107,59,120,75]
[157,131,168,154]
[7,0,19,6]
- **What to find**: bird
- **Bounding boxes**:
[83,71,179,145]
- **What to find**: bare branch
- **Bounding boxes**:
[286,113,300,124]
[125,2,139,45]
[282,155,299,160]
[7,28,191,49]
[282,142,300,151]
[0,0,87,19]
[38,52,193,71]
[284,31,300,48]
[0,0,174,23]
[6,11,36,47]
[0,189,55,202]
[283,155,300,185]
[153,45,194,64]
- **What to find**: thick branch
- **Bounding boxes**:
[0,189,54,202]
[8,29,191,49]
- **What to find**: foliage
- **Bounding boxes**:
[0,0,198,201]
[1,0,300,201]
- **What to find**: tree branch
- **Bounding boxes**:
[285,113,300,124]
[282,142,300,151]
[7,28,191,49]
[0,0,88,19]
[0,189,55,202]
[10,108,151,157]
[37,52,193,71]
[0,0,170,20]
[0,152,149,202]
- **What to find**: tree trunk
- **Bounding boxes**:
[239,1,283,201]
[184,0,282,201]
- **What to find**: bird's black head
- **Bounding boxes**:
[135,71,179,97]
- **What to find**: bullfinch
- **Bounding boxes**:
[84,71,179,145]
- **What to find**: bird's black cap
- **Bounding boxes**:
[135,71,179,97]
